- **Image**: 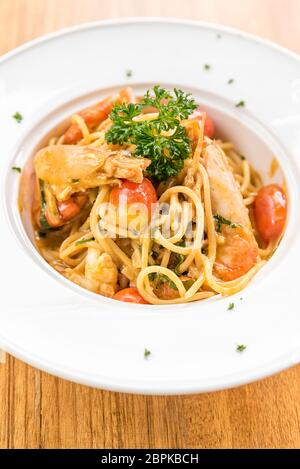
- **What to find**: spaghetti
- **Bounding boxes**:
[20,86,287,305]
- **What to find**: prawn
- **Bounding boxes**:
[203,140,260,281]
[63,88,134,144]
[85,249,118,297]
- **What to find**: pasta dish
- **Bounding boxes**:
[19,86,287,305]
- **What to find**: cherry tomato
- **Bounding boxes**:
[254,184,287,244]
[110,178,157,219]
[57,193,88,223]
[57,199,81,222]
[189,108,215,138]
[113,287,149,304]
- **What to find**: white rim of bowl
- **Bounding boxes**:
[1,17,300,394]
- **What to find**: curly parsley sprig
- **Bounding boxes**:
[213,214,241,233]
[105,86,197,181]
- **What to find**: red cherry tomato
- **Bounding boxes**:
[57,199,81,222]
[57,194,88,223]
[113,287,149,304]
[254,184,287,244]
[110,178,157,219]
[189,108,215,138]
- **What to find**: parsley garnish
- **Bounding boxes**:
[214,214,240,232]
[126,69,133,78]
[172,240,186,275]
[11,166,21,173]
[105,86,197,180]
[144,348,151,359]
[235,100,245,108]
[149,272,177,290]
[174,254,185,275]
[38,179,51,231]
[236,344,247,353]
[204,64,211,70]
[227,302,235,311]
[75,237,94,246]
[228,78,235,84]
[13,112,23,123]
[183,279,195,290]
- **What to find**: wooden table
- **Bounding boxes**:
[1,0,300,449]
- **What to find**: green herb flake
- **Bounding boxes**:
[227,302,235,311]
[240,155,246,160]
[105,86,197,181]
[75,237,94,246]
[213,214,240,233]
[204,64,211,70]
[13,112,23,123]
[174,257,184,275]
[144,348,151,359]
[157,274,177,290]
[126,69,133,78]
[149,272,177,290]
[228,78,235,84]
[183,279,195,291]
[236,344,247,353]
[235,100,245,108]
[11,166,21,173]
[38,179,51,230]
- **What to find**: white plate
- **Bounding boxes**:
[1,18,300,394]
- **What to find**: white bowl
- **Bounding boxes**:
[1,18,300,394]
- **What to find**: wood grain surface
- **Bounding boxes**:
[1,0,300,449]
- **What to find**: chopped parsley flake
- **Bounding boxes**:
[13,112,23,123]
[214,214,240,233]
[75,237,94,246]
[144,348,151,359]
[227,302,235,311]
[228,78,235,84]
[235,100,245,108]
[236,344,247,353]
[126,69,133,78]
[204,64,211,70]
[183,279,195,291]
[11,166,21,173]
[149,273,177,290]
